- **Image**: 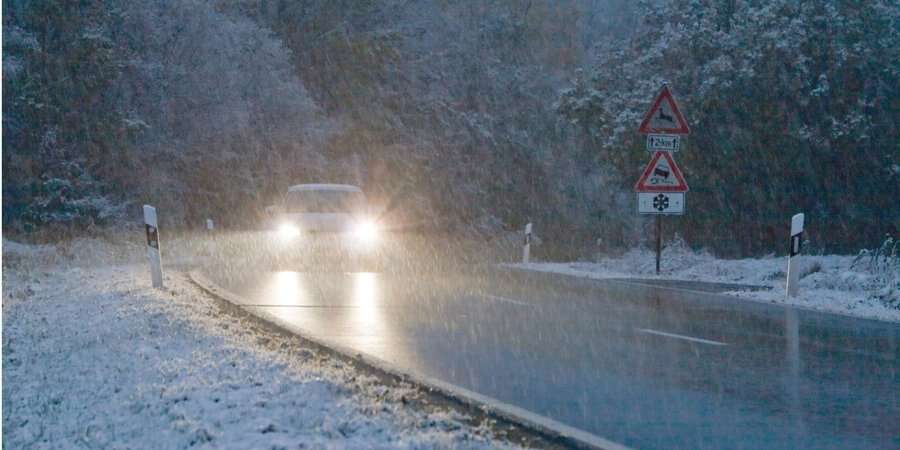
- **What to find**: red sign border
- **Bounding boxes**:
[634,151,689,192]
[637,85,690,135]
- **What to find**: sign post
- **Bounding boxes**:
[636,84,690,274]
[523,222,532,264]
[144,205,163,289]
[655,216,662,273]
[786,213,805,297]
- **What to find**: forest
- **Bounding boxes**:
[3,0,898,256]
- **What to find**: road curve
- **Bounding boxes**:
[196,266,900,449]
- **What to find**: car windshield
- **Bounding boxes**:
[284,190,365,214]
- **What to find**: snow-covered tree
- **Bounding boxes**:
[559,0,900,254]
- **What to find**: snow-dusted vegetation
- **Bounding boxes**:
[557,0,899,254]
[515,236,900,322]
[6,0,894,255]
[2,239,528,449]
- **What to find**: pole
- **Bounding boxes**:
[786,213,805,297]
[523,222,532,264]
[655,215,661,274]
[144,205,163,288]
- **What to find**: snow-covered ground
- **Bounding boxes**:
[2,238,525,449]
[512,240,900,323]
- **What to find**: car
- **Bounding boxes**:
[268,184,381,268]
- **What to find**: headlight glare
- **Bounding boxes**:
[353,220,379,244]
[278,223,301,240]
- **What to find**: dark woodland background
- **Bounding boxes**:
[4,0,898,256]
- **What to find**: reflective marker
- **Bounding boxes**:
[786,213,804,297]
[144,205,164,288]
[523,222,532,264]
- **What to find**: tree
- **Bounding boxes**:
[559,0,900,255]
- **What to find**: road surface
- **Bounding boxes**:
[200,266,899,449]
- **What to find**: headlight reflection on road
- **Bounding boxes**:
[345,272,416,368]
[261,270,415,369]
[349,272,384,341]
[351,272,379,310]
[271,271,303,306]
[257,271,310,324]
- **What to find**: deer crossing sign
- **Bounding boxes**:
[638,85,690,135]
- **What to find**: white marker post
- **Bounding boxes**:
[206,218,214,231]
[786,213,804,297]
[143,205,163,288]
[523,222,532,264]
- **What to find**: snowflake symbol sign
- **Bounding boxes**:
[653,194,669,211]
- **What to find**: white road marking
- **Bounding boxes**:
[482,294,529,306]
[637,328,728,346]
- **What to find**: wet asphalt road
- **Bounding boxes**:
[203,267,899,449]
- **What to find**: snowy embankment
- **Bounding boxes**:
[2,238,523,449]
[512,240,900,323]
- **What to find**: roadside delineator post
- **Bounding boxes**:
[206,218,215,231]
[144,205,163,288]
[786,213,804,297]
[523,222,532,264]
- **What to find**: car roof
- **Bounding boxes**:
[287,184,363,193]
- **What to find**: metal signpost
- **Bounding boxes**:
[636,84,690,273]
[144,205,164,288]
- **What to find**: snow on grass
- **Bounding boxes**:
[512,238,900,323]
[2,241,526,449]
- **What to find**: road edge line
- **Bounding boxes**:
[187,270,630,450]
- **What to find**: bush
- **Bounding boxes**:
[852,236,900,307]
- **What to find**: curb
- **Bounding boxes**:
[187,270,629,450]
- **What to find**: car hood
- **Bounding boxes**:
[283,213,359,232]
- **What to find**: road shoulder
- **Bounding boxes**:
[507,256,900,323]
[1,261,528,449]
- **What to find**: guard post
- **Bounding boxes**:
[144,205,163,288]
[785,213,804,297]
[523,222,532,264]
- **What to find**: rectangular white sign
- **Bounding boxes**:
[637,192,685,215]
[646,134,680,152]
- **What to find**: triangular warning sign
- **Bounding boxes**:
[638,85,690,135]
[634,151,689,192]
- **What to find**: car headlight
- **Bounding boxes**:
[353,219,379,244]
[277,223,301,240]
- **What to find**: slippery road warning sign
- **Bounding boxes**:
[634,151,689,192]
[638,85,690,135]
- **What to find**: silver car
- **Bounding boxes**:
[271,184,380,262]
